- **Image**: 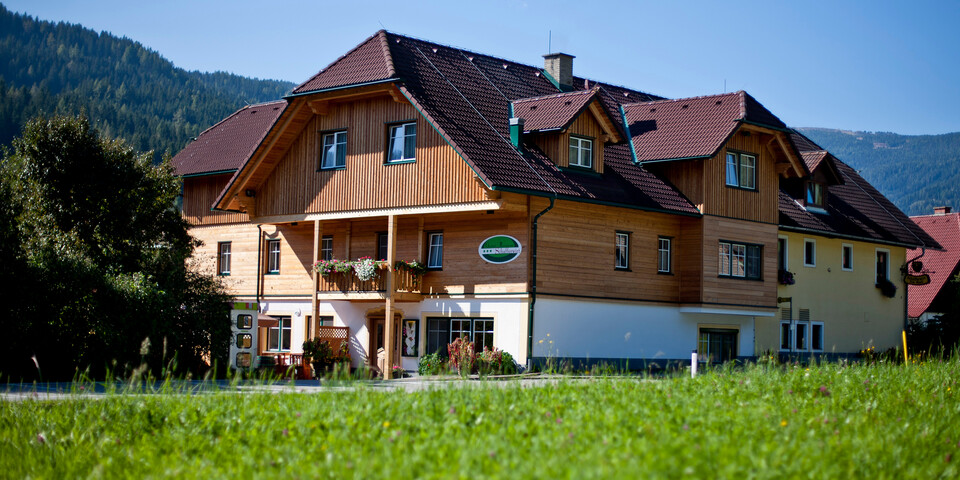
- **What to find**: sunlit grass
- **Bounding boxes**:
[2,360,958,478]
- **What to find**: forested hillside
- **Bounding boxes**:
[797,128,960,217]
[0,5,294,161]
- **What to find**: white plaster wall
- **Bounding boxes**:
[259,300,312,355]
[533,298,756,361]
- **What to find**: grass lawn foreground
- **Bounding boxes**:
[2,360,958,478]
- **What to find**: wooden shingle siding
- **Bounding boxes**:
[534,199,684,303]
[256,96,489,217]
[702,130,779,223]
[183,175,248,225]
[699,216,778,307]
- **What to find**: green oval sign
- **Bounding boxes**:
[479,235,522,264]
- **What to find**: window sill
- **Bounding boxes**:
[717,275,763,282]
[614,267,631,272]
[318,166,346,172]
[426,267,442,271]
[265,272,280,275]
[657,271,673,276]
[725,185,758,192]
[385,159,416,165]
[218,273,231,276]
[803,263,816,268]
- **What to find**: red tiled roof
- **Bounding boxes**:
[622,91,787,163]
[171,100,286,176]
[801,150,828,172]
[512,89,598,132]
[779,158,939,249]
[907,212,960,317]
[292,30,395,94]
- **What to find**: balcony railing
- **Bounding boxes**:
[317,268,422,298]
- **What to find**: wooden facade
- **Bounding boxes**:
[529,107,607,174]
[255,95,489,218]
[182,174,248,225]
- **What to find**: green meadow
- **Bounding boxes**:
[2,361,958,479]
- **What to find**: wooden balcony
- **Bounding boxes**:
[317,268,423,301]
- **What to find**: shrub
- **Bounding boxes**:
[417,353,446,376]
[447,337,475,376]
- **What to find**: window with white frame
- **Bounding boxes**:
[320,130,347,169]
[725,151,756,189]
[719,241,762,279]
[841,243,853,271]
[803,239,816,267]
[615,232,629,270]
[568,136,593,169]
[266,316,292,352]
[811,322,824,352]
[321,236,333,261]
[658,237,672,273]
[779,321,792,351]
[876,249,890,284]
[425,317,494,356]
[266,239,280,274]
[387,122,416,163]
[218,242,231,275]
[427,232,443,269]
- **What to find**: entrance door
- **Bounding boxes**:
[367,314,402,368]
[698,328,738,364]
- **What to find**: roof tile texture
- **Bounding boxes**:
[293,31,395,94]
[171,100,286,176]
[907,213,960,317]
[513,90,597,132]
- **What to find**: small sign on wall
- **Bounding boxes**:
[479,235,522,264]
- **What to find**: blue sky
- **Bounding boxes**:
[6,0,960,135]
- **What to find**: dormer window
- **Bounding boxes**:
[569,136,593,169]
[805,182,825,209]
[725,151,756,190]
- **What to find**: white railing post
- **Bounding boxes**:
[691,350,698,378]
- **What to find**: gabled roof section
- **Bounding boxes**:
[779,158,940,249]
[622,91,789,163]
[791,131,843,185]
[513,89,597,132]
[292,30,395,94]
[907,212,960,317]
[171,100,286,176]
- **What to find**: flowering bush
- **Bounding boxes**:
[778,269,795,285]
[395,260,427,276]
[447,337,475,376]
[353,257,379,281]
[418,352,447,375]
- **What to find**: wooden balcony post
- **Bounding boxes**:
[383,214,397,379]
[311,220,321,340]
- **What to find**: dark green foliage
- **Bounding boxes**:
[907,276,960,355]
[0,5,294,163]
[797,127,960,216]
[0,115,231,381]
[417,352,447,376]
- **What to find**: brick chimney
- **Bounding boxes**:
[543,53,575,89]
[934,206,952,215]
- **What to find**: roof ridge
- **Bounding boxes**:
[377,30,396,77]
[191,100,283,139]
[513,88,597,103]
[621,90,743,108]
[294,30,393,92]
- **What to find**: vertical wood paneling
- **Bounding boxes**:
[699,216,778,307]
[256,96,489,217]
[530,112,606,173]
[701,129,778,223]
[183,175,248,225]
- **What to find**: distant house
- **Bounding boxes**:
[171,31,936,375]
[908,207,960,321]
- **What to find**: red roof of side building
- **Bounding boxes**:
[171,100,286,176]
[907,212,960,317]
[622,91,790,163]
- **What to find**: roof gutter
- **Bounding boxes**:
[181,169,237,179]
[283,78,400,99]
[491,185,702,218]
[777,224,929,250]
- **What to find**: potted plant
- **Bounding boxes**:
[778,269,795,285]
[877,278,897,298]
[302,338,333,376]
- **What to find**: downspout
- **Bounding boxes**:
[527,197,555,370]
[256,224,263,308]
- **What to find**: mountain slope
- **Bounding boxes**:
[796,127,960,216]
[0,4,294,161]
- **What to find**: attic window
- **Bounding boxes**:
[569,136,593,169]
[805,182,826,209]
